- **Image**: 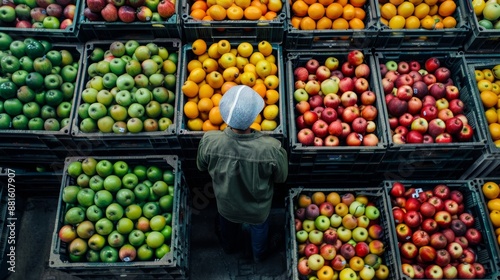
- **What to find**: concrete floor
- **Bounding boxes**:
[1,172,289,280]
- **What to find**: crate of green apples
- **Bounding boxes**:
[49,155,189,278]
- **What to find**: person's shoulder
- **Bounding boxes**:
[203,130,224,138]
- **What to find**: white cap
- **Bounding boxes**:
[219,85,264,130]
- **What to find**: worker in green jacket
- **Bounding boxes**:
[197,85,288,263]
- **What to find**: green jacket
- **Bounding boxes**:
[197,128,288,224]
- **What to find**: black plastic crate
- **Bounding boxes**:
[284,0,379,50]
[463,2,500,53]
[177,42,287,155]
[70,39,182,155]
[473,178,500,267]
[181,0,286,43]
[78,0,181,41]
[48,155,190,279]
[382,180,500,280]
[373,0,469,50]
[286,163,384,186]
[463,154,500,178]
[375,51,487,179]
[0,42,84,152]
[285,186,398,279]
[286,51,388,168]
[0,1,82,42]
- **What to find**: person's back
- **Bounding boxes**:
[196,85,288,262]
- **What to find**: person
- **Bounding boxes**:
[196,85,288,263]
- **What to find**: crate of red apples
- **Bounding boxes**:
[285,187,399,280]
[286,49,388,169]
[375,51,487,179]
[384,180,500,279]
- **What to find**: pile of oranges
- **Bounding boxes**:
[476,66,500,146]
[481,181,500,245]
[289,0,367,30]
[181,39,281,132]
[189,0,283,21]
[379,0,458,29]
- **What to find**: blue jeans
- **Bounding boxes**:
[218,214,269,261]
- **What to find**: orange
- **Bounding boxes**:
[350,0,366,7]
[263,104,279,120]
[441,15,456,27]
[187,117,203,131]
[481,90,498,108]
[397,2,415,18]
[438,0,455,17]
[342,4,356,20]
[354,7,366,20]
[405,15,421,28]
[318,0,334,5]
[199,111,209,121]
[243,63,257,74]
[332,17,349,29]
[311,191,326,205]
[244,5,263,19]
[327,192,341,206]
[202,57,219,73]
[496,227,500,235]
[188,67,207,83]
[198,97,214,113]
[308,3,326,20]
[490,123,500,140]
[483,181,500,200]
[291,16,303,28]
[251,0,267,14]
[227,5,244,19]
[424,0,438,5]
[299,16,317,29]
[208,106,224,125]
[254,113,262,124]
[220,81,237,94]
[492,210,500,228]
[190,8,207,20]
[478,79,493,92]
[489,198,500,211]
[267,0,283,12]
[475,70,485,81]
[182,80,199,97]
[336,0,347,6]
[192,39,207,56]
[192,0,209,11]
[428,4,438,15]
[389,15,406,29]
[206,71,225,88]
[202,119,219,131]
[389,0,404,5]
[434,21,443,29]
[252,83,267,98]
[303,0,317,4]
[198,84,215,99]
[380,17,389,26]
[292,0,309,17]
[187,60,203,72]
[349,18,365,28]
[380,3,397,20]
[265,89,279,104]
[326,3,344,19]
[264,74,279,89]
[492,83,500,95]
[485,108,498,124]
[414,2,430,18]
[483,69,495,82]
[264,11,278,19]
[420,15,435,29]
[317,16,333,29]
[211,93,223,105]
[184,101,199,119]
[249,51,266,65]
[208,4,227,20]
[258,40,273,56]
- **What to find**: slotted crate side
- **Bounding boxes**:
[0,1,83,42]
[285,187,398,280]
[375,51,487,165]
[286,51,388,167]
[284,0,379,50]
[0,42,85,150]
[177,42,287,150]
[49,155,190,279]
[382,180,500,280]
[70,39,182,154]
[181,0,286,43]
[372,0,469,50]
[78,0,181,41]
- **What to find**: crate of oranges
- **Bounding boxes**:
[180,0,287,42]
[374,0,470,50]
[475,179,500,271]
[284,0,379,50]
[177,39,287,159]
[463,0,500,53]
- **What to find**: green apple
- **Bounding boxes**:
[116,73,135,91]
[106,203,124,221]
[89,175,104,192]
[97,116,114,133]
[128,103,145,118]
[125,204,143,220]
[46,49,62,67]
[115,90,133,107]
[17,86,36,103]
[40,105,56,119]
[158,117,172,131]
[146,231,164,249]
[102,73,117,90]
[162,212,172,225]
[24,72,42,91]
[89,76,104,91]
[95,217,114,236]
[160,102,175,118]
[134,88,153,105]
[60,82,75,100]
[88,102,107,120]
[78,103,90,119]
[62,185,81,204]
[77,188,95,207]
[0,6,16,23]
[1,55,20,73]
[113,160,129,177]
[44,89,64,106]
[42,16,60,29]
[127,117,143,133]
[125,60,142,76]
[77,173,91,188]
[0,32,13,51]
[125,40,140,56]
[90,48,104,62]
[11,70,28,86]
[160,224,172,241]
[61,65,78,83]
[81,88,99,104]
[68,238,88,257]
[64,207,86,225]
[137,244,154,261]
[96,160,113,177]
[76,220,95,239]
[149,215,166,231]
[109,57,126,75]
[122,173,139,189]
[128,229,145,247]
[9,40,26,59]
[109,41,126,57]
[134,183,150,202]
[79,117,97,133]
[96,60,110,76]
[28,117,44,130]
[103,174,122,193]
[133,165,148,181]
[109,104,128,121]
[0,81,18,99]
[107,230,125,248]
[152,181,168,197]
[86,249,101,262]
[12,115,28,130]
[142,202,160,219]
[19,56,34,72]
[163,74,176,90]
[159,194,174,212]
[86,205,103,222]
[162,169,175,185]
[82,157,97,176]
[88,234,106,251]
[67,161,83,178]
[87,62,99,77]
[116,217,134,235]
[100,246,119,263]
[33,57,53,75]
[141,59,158,77]
[94,189,113,208]
[146,165,163,182]
[60,50,74,67]
[116,188,135,207]
[0,112,9,130]
[23,102,41,119]
[155,243,170,259]
[44,117,60,131]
